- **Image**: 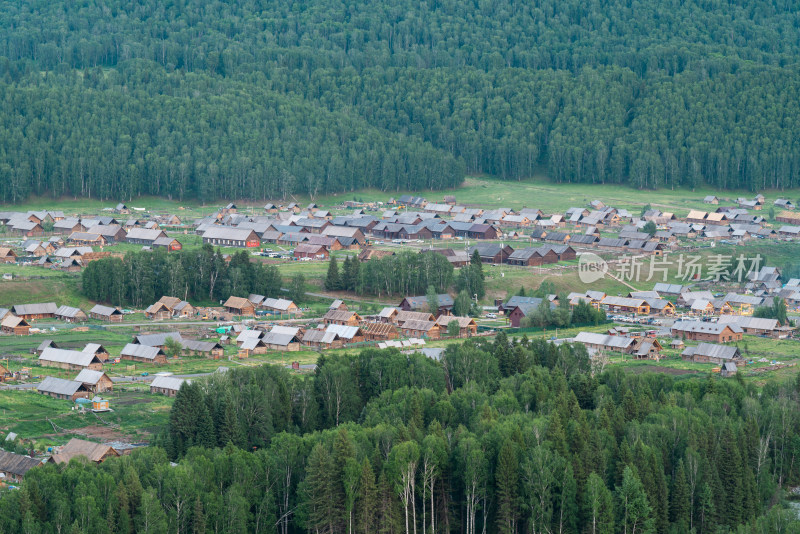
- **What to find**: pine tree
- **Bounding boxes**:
[377,469,400,534]
[333,428,356,531]
[304,443,338,533]
[355,459,378,534]
[426,285,439,314]
[547,412,568,458]
[343,256,361,292]
[698,483,715,534]
[326,256,341,291]
[670,460,689,530]
[716,426,744,528]
[495,439,520,533]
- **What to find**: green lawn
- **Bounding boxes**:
[0,275,89,309]
[0,387,174,449]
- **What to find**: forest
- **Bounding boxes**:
[1,0,800,201]
[81,247,284,308]
[3,337,800,533]
[81,248,467,306]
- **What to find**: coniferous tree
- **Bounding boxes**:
[333,428,357,531]
[670,460,690,530]
[355,459,378,534]
[304,443,338,534]
[426,286,440,315]
[325,256,341,291]
[717,426,744,528]
[698,483,715,534]
[495,438,520,533]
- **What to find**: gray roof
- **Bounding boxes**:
[134,332,182,347]
[0,450,41,477]
[150,375,188,391]
[682,343,740,361]
[38,376,84,396]
[53,247,92,258]
[262,298,295,311]
[181,339,222,352]
[302,329,339,344]
[325,324,361,340]
[722,293,763,306]
[12,302,58,316]
[55,305,85,318]
[717,316,780,331]
[505,296,544,309]
[121,344,164,360]
[402,294,454,309]
[39,348,100,367]
[90,305,121,317]
[201,226,258,241]
[74,369,107,385]
[37,339,57,352]
[240,337,266,350]
[126,228,166,241]
[672,321,743,335]
[573,332,634,349]
[261,332,298,346]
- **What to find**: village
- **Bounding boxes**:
[1,187,800,480]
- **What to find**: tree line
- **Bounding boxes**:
[1,0,800,201]
[81,246,283,308]
[3,337,800,533]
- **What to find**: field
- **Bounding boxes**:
[0,387,173,448]
[4,174,800,219]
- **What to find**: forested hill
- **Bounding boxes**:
[1,0,799,202]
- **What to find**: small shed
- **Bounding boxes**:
[49,438,119,464]
[150,375,189,397]
[0,451,41,483]
[55,305,88,323]
[120,344,167,365]
[39,348,103,371]
[89,305,123,322]
[38,376,88,401]
[435,315,478,337]
[1,316,31,335]
[74,369,114,394]
[223,296,256,316]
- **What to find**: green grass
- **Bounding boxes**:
[301,175,800,218]
[0,388,174,449]
[0,275,89,309]
[5,174,800,219]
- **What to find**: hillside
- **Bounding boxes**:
[0,0,799,200]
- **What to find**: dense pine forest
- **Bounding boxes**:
[3,338,800,533]
[81,248,285,308]
[1,0,800,201]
